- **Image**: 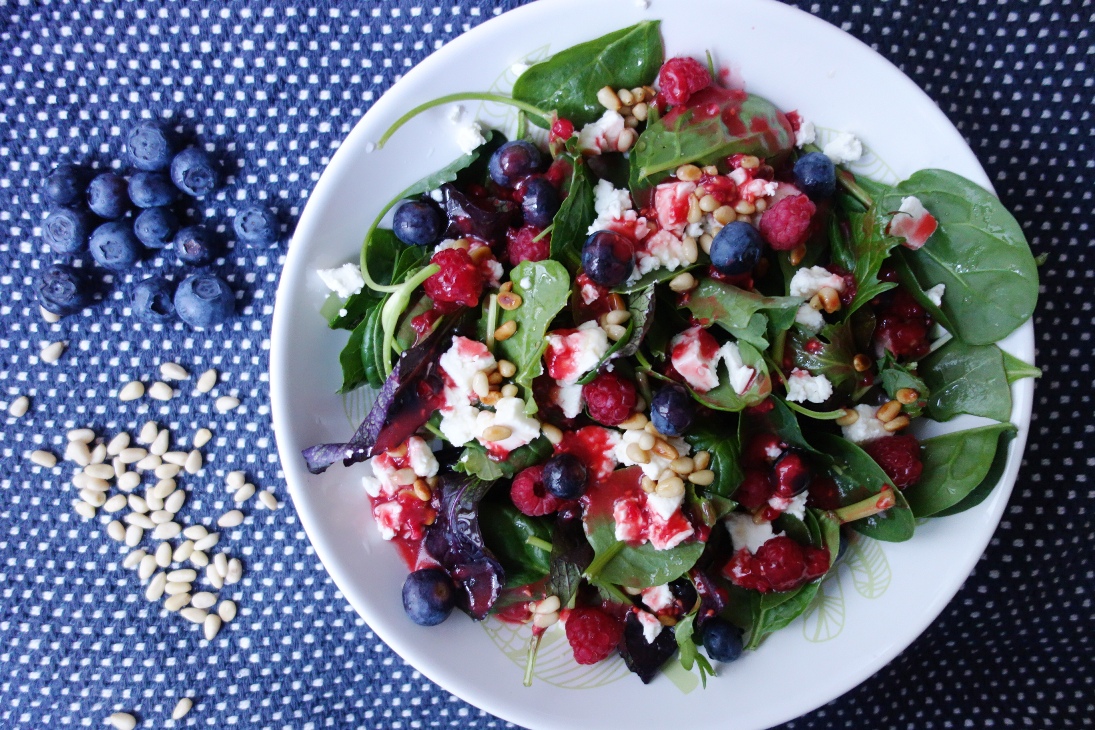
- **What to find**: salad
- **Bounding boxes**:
[304,21,1039,686]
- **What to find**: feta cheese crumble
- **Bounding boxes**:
[553,381,584,419]
[789,265,846,299]
[669,327,755,395]
[544,321,610,385]
[641,584,674,613]
[577,110,626,155]
[925,283,946,307]
[448,104,486,153]
[635,610,663,644]
[316,263,365,299]
[635,229,689,275]
[889,195,939,250]
[822,131,863,164]
[794,303,826,332]
[587,179,634,235]
[785,368,834,404]
[615,429,691,480]
[795,119,816,147]
[841,404,893,445]
[724,513,779,554]
[474,396,541,456]
[768,492,808,521]
[718,341,756,395]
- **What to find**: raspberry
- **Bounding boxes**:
[754,536,807,592]
[510,466,561,516]
[566,607,624,665]
[771,451,811,498]
[803,545,831,580]
[505,224,550,266]
[424,247,484,309]
[721,548,768,592]
[657,57,711,106]
[550,118,575,143]
[863,434,924,488]
[758,193,817,251]
[582,371,637,426]
[734,469,774,510]
[873,287,933,359]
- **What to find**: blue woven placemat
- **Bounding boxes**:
[1,1,1090,728]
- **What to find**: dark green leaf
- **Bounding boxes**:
[338,314,372,393]
[904,422,1017,517]
[512,21,663,128]
[480,502,553,589]
[920,338,1012,422]
[878,353,929,418]
[612,262,703,294]
[547,514,594,608]
[549,155,596,271]
[1001,351,1041,384]
[630,90,794,204]
[363,301,387,388]
[577,285,656,385]
[683,422,743,498]
[932,428,1016,517]
[839,207,899,317]
[393,293,435,351]
[788,321,857,393]
[810,432,916,542]
[685,279,803,350]
[454,437,554,481]
[747,582,821,650]
[884,169,1038,345]
[497,261,571,405]
[689,341,772,412]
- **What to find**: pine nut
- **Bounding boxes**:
[193,428,212,448]
[713,206,737,225]
[127,495,149,514]
[637,432,656,451]
[89,443,106,464]
[616,127,638,153]
[734,200,756,216]
[194,533,220,551]
[155,463,181,479]
[150,429,170,456]
[652,439,679,461]
[669,457,694,474]
[788,244,808,266]
[40,341,66,363]
[739,155,761,170]
[138,421,158,444]
[226,471,246,489]
[218,600,237,622]
[682,236,699,263]
[204,613,223,640]
[494,320,517,342]
[497,360,517,378]
[66,440,91,466]
[183,525,208,540]
[196,368,218,393]
[412,480,432,502]
[84,463,114,480]
[160,362,189,381]
[852,354,872,372]
[152,478,176,499]
[150,510,174,525]
[184,449,203,474]
[80,489,107,507]
[153,522,182,540]
[190,591,216,610]
[118,447,147,464]
[214,552,229,578]
[498,292,522,311]
[836,408,860,426]
[483,425,512,442]
[676,164,702,182]
[225,558,243,584]
[603,309,631,327]
[30,450,57,468]
[500,384,519,398]
[105,433,129,456]
[206,564,225,590]
[165,490,185,513]
[148,381,174,401]
[687,196,704,224]
[218,510,244,528]
[656,477,685,499]
[641,476,657,493]
[215,396,240,413]
[896,387,920,404]
[876,400,902,423]
[67,428,95,443]
[115,472,139,491]
[106,712,137,730]
[818,287,842,313]
[180,607,208,624]
[541,423,563,445]
[161,450,188,466]
[688,469,716,486]
[604,323,627,341]
[632,101,649,121]
[258,490,279,510]
[155,541,173,567]
[137,554,158,580]
[618,413,648,430]
[189,550,209,568]
[754,197,769,212]
[488,371,504,385]
[692,451,711,471]
[596,85,621,111]
[164,593,191,612]
[118,381,144,402]
[883,415,911,432]
[698,194,721,213]
[106,520,126,542]
[626,443,650,464]
[172,698,194,720]
[472,372,491,399]
[40,306,60,322]
[669,272,697,292]
[174,541,195,563]
[73,501,96,519]
[145,571,166,600]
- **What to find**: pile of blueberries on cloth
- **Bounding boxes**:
[35,120,282,329]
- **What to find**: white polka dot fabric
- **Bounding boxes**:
[0,1,1088,728]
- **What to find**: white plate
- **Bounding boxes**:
[271,1,1035,728]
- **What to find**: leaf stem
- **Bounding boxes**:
[583,541,625,582]
[526,536,553,552]
[783,399,849,420]
[837,169,874,209]
[380,264,439,376]
[516,110,528,141]
[485,293,499,352]
[834,486,896,523]
[523,631,543,688]
[377,92,553,149]
[531,223,554,242]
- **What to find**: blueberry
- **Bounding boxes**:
[127,171,177,208]
[86,172,130,219]
[133,207,179,249]
[133,276,175,323]
[792,152,837,201]
[701,618,744,663]
[650,383,696,436]
[174,225,222,266]
[488,140,542,187]
[174,272,234,328]
[43,164,87,206]
[581,230,634,288]
[233,204,281,246]
[42,207,95,255]
[521,177,561,228]
[393,198,445,247]
[542,453,588,500]
[709,221,763,276]
[170,147,218,197]
[89,220,143,270]
[401,568,456,626]
[35,263,90,315]
[125,121,175,171]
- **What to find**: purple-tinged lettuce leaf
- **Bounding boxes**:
[441,183,516,245]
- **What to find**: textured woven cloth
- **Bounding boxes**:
[0,1,1090,728]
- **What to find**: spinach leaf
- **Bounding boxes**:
[684,422,743,498]
[480,502,553,589]
[891,252,955,333]
[338,314,372,393]
[903,422,1017,517]
[629,90,794,204]
[788,321,857,394]
[583,467,705,589]
[932,428,1016,517]
[547,512,594,608]
[810,432,915,542]
[613,262,704,294]
[512,21,663,129]
[884,169,1039,345]
[496,261,571,406]
[878,353,929,418]
[919,338,1012,422]
[576,285,656,385]
[1001,351,1042,384]
[840,207,899,317]
[689,340,772,412]
[747,583,821,650]
[685,279,803,350]
[324,288,382,331]
[549,155,596,271]
[362,302,387,389]
[454,436,553,482]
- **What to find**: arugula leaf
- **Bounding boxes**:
[547,513,594,608]
[883,169,1039,345]
[577,285,656,385]
[903,422,1017,517]
[675,613,714,687]
[512,21,663,128]
[479,502,553,589]
[931,428,1017,517]
[877,353,929,418]
[687,340,772,412]
[629,90,794,204]
[683,422,743,498]
[810,432,916,542]
[1001,351,1042,384]
[582,467,705,589]
[787,321,857,394]
[919,338,1012,422]
[496,261,571,408]
[685,279,803,350]
[839,207,900,317]
[453,437,553,482]
[549,155,596,271]
[613,262,704,294]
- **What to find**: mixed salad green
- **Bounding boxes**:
[305,21,1040,686]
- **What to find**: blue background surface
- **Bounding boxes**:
[1,1,1091,727]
